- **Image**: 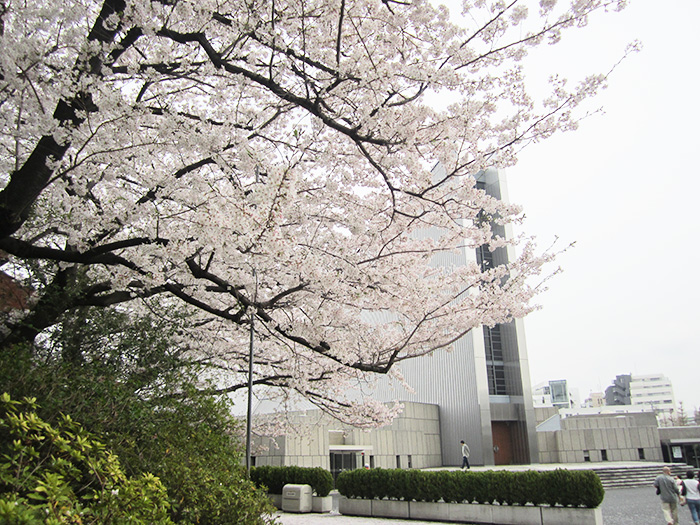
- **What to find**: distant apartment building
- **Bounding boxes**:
[532,380,576,409]
[604,373,676,422]
[604,374,632,406]
[629,374,676,418]
[583,392,605,408]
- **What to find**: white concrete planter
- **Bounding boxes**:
[541,505,602,525]
[271,493,333,513]
[410,501,450,521]
[338,496,372,516]
[311,495,333,513]
[267,493,282,509]
[491,504,542,525]
[338,496,603,525]
[447,501,493,523]
[372,499,409,519]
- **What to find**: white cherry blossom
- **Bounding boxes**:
[0,0,625,427]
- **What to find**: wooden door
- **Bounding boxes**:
[491,422,513,465]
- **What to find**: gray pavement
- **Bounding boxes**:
[273,486,683,524]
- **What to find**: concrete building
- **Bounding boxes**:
[250,167,539,469]
[252,402,442,478]
[604,373,676,423]
[605,374,632,406]
[535,407,663,464]
[629,374,676,421]
[532,379,578,409]
[583,392,605,408]
[659,425,700,467]
[367,166,538,468]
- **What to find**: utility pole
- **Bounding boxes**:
[245,270,257,474]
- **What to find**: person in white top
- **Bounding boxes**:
[681,470,700,525]
[460,440,470,469]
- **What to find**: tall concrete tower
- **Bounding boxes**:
[372,165,538,466]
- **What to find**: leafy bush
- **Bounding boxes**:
[439,471,463,503]
[569,470,605,508]
[250,465,334,497]
[540,469,566,506]
[0,393,173,524]
[513,470,541,506]
[0,308,277,525]
[135,393,275,524]
[335,467,605,508]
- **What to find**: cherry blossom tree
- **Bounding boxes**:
[0,0,627,426]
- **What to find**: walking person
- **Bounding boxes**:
[654,466,681,525]
[460,440,470,469]
[681,470,700,525]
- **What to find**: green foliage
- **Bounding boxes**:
[470,471,493,504]
[567,470,605,508]
[0,307,277,525]
[436,471,462,503]
[539,469,566,506]
[250,466,333,497]
[335,467,605,508]
[513,470,541,506]
[130,392,275,525]
[0,393,173,524]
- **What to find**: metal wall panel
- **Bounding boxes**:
[373,166,538,466]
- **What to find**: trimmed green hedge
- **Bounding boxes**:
[250,466,334,497]
[336,468,604,508]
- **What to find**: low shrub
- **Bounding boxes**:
[250,465,334,497]
[0,393,173,524]
[569,470,606,508]
[336,467,604,508]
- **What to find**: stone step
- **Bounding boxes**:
[591,464,693,490]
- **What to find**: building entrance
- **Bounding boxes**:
[491,422,514,465]
[662,441,700,468]
[330,451,358,481]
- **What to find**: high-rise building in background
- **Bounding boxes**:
[629,374,676,417]
[603,373,676,422]
[604,374,632,406]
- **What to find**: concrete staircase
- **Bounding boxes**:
[591,463,694,490]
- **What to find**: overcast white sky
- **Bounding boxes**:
[489,1,700,411]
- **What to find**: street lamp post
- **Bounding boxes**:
[245,270,257,475]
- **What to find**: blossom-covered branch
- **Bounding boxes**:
[0,0,626,427]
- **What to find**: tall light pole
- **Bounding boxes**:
[245,270,257,475]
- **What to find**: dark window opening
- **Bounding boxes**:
[330,452,358,482]
[483,325,503,361]
[484,325,507,395]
